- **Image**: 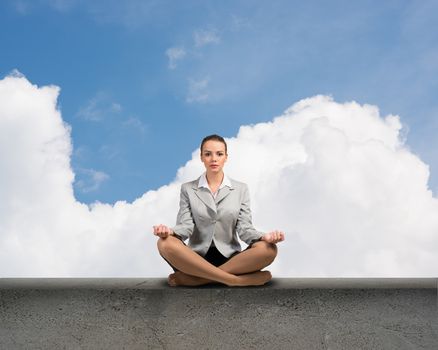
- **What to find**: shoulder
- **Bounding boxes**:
[229,178,249,191]
[180,177,200,191]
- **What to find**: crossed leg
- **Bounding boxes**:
[157,235,277,287]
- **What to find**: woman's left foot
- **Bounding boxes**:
[168,271,213,286]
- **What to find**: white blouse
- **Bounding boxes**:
[197,171,233,199]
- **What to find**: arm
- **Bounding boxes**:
[170,184,195,241]
[235,184,265,245]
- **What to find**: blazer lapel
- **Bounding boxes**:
[215,186,234,205]
[191,179,235,213]
[192,185,217,214]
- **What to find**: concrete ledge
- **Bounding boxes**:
[1,277,437,289]
[1,278,437,349]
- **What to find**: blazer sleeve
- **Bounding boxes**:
[235,184,265,245]
[170,184,194,241]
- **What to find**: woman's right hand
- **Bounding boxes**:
[152,224,173,238]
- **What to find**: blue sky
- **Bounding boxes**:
[1,0,437,205]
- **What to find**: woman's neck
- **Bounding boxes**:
[206,171,224,186]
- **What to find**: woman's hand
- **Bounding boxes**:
[152,224,173,238]
[261,230,285,244]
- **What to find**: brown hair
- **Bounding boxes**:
[200,134,228,154]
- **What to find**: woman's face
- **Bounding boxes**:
[200,140,228,174]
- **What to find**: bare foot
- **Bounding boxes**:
[227,271,272,287]
[168,270,272,287]
[168,272,215,287]
[168,273,177,286]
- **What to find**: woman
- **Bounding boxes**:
[153,134,285,287]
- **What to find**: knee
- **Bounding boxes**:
[157,235,178,256]
[253,240,278,261]
[266,242,278,262]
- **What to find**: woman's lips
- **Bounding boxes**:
[210,164,218,168]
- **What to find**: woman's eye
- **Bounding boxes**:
[203,152,223,156]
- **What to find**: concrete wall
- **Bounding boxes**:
[1,278,437,349]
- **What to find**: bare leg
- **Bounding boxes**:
[170,240,277,286]
[157,236,273,287]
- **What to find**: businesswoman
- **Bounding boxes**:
[153,134,285,287]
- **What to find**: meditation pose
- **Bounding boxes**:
[153,134,285,287]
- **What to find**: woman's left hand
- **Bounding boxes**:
[261,230,285,244]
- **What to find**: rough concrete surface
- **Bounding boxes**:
[0,278,437,349]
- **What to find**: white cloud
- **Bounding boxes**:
[98,144,120,160]
[76,91,121,121]
[75,168,110,193]
[194,29,220,47]
[165,47,186,69]
[230,15,251,31]
[1,74,438,277]
[121,116,147,134]
[166,30,220,100]
[186,77,210,103]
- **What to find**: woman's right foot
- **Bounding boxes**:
[168,271,213,287]
[227,270,272,287]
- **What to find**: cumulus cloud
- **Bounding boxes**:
[230,15,251,31]
[165,47,186,69]
[194,29,220,47]
[75,168,110,193]
[121,116,147,134]
[76,91,122,122]
[166,29,220,102]
[1,73,438,277]
[186,77,210,103]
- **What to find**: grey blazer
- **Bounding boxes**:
[171,176,265,258]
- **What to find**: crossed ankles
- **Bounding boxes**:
[168,270,272,287]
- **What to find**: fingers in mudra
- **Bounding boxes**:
[266,230,285,243]
[153,224,170,237]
